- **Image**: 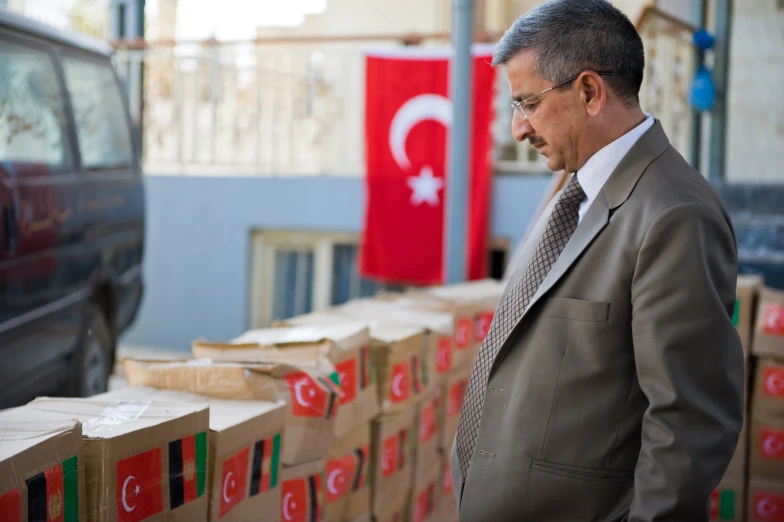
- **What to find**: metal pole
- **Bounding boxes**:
[444,0,474,284]
[709,0,732,181]
[689,0,707,171]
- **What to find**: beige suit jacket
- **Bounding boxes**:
[451,121,744,521]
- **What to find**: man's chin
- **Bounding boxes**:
[545,156,565,172]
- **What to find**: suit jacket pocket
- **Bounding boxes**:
[531,459,633,483]
[540,297,610,322]
[527,460,633,521]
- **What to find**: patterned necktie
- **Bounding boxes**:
[455,174,586,480]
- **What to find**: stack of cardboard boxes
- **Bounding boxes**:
[0,280,503,522]
[709,276,784,522]
[747,286,784,522]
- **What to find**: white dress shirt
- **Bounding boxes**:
[576,113,655,223]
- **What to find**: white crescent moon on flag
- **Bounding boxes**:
[457,324,468,345]
[121,476,136,512]
[389,94,453,171]
[382,446,393,472]
[759,498,777,518]
[764,436,784,456]
[768,309,783,331]
[283,492,295,521]
[392,372,406,397]
[294,380,312,407]
[767,373,784,395]
[222,472,234,503]
[438,345,448,369]
[327,468,344,495]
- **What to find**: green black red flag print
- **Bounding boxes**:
[249,433,281,496]
[25,455,79,522]
[169,432,208,509]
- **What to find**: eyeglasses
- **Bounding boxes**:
[511,70,615,120]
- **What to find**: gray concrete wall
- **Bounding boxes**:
[121,173,550,349]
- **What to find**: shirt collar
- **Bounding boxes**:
[576,113,655,204]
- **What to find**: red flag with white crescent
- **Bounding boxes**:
[361,46,496,284]
[116,448,163,522]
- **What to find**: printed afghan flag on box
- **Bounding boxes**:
[169,431,208,509]
[710,487,736,520]
[25,455,79,522]
[249,433,282,496]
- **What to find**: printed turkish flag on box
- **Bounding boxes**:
[326,422,371,522]
[752,358,784,423]
[361,45,496,285]
[280,460,325,522]
[116,448,163,522]
[749,478,784,522]
[371,408,415,516]
[753,287,784,359]
[751,419,784,480]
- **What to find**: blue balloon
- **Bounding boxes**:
[693,28,715,50]
[690,66,715,111]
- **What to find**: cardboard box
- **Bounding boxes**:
[750,418,784,480]
[737,275,764,355]
[753,287,784,359]
[112,386,287,522]
[423,279,503,344]
[193,323,379,438]
[334,299,455,386]
[431,496,459,522]
[326,423,371,522]
[373,294,478,372]
[753,358,784,421]
[372,493,406,522]
[0,418,87,522]
[406,458,441,522]
[1,388,210,522]
[125,358,337,466]
[711,477,745,522]
[412,387,444,482]
[440,365,471,453]
[371,410,415,517]
[280,459,326,522]
[282,310,431,414]
[748,477,784,522]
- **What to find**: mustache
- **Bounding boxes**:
[529,137,546,148]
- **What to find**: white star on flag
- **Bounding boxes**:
[407,166,444,206]
[135,485,140,495]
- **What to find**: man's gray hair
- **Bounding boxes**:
[493,0,645,102]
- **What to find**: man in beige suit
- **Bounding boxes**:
[451,1,744,520]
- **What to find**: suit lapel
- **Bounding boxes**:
[520,192,609,322]
[490,120,670,372]
[501,195,560,302]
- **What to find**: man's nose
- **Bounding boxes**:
[512,113,535,142]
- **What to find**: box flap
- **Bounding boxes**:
[0,418,81,461]
[17,395,206,439]
[107,386,286,433]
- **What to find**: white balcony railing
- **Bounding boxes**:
[113,34,546,176]
[114,10,697,177]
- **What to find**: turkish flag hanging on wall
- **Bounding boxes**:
[360,45,496,285]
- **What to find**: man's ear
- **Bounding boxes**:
[578,71,607,117]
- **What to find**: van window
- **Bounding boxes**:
[0,37,72,170]
[62,56,133,170]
